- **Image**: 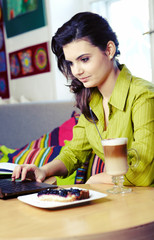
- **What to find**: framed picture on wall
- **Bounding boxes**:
[0,0,10,98]
[2,0,46,38]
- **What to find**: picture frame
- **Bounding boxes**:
[2,0,46,38]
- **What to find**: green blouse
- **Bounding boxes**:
[55,65,154,186]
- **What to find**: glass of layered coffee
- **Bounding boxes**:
[102,138,139,194]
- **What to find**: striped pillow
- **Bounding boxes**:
[7,111,88,184]
[91,155,105,175]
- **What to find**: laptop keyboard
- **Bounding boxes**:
[0,179,45,192]
[0,179,56,198]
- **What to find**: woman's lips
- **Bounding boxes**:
[79,76,90,82]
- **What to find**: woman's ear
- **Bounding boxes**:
[105,41,116,60]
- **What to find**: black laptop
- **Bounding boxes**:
[0,162,58,199]
[0,177,57,199]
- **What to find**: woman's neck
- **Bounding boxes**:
[98,62,120,102]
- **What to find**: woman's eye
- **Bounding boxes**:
[81,57,89,63]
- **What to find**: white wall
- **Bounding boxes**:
[5,0,153,103]
[149,0,154,83]
[49,0,89,102]
[4,0,91,103]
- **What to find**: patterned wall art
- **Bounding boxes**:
[9,42,51,79]
[0,0,10,99]
[2,0,46,38]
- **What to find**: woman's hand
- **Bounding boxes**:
[86,172,113,184]
[12,164,46,182]
[11,160,68,182]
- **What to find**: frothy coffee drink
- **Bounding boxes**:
[102,138,128,176]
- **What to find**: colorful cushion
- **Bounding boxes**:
[91,154,105,176]
[85,152,105,181]
[8,146,62,167]
[5,111,89,184]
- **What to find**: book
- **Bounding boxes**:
[0,162,17,175]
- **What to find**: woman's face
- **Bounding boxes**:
[63,39,113,90]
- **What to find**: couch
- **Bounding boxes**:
[0,100,78,149]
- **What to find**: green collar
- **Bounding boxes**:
[90,64,132,114]
[109,64,132,111]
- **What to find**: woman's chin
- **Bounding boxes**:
[83,82,94,88]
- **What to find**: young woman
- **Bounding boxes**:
[12,12,154,186]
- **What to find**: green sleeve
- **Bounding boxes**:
[54,114,92,177]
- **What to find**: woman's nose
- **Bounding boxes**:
[72,64,84,76]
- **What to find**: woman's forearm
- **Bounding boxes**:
[86,172,113,184]
[40,159,68,178]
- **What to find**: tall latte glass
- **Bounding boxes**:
[102,138,138,194]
